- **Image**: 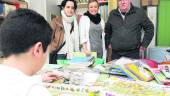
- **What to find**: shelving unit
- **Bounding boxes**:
[77,3,87,8]
[0,0,27,7]
[0,0,19,5]
[77,0,108,8]
[0,0,28,16]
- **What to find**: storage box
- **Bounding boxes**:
[148,47,170,63]
[141,0,159,6]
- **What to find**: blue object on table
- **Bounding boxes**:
[148,47,170,63]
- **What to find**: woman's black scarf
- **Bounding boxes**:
[84,11,101,24]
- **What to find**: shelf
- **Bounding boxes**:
[77,1,108,8]
[0,0,19,5]
[0,0,27,8]
[77,3,87,8]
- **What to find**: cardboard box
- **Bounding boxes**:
[141,0,159,6]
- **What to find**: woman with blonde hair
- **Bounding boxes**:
[79,0,106,61]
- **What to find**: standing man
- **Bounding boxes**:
[105,0,154,60]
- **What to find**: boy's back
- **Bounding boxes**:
[0,65,51,96]
[0,9,53,96]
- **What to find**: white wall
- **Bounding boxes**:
[27,0,47,20]
[46,0,61,21]
[28,0,61,22]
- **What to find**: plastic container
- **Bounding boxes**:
[57,59,69,65]
[94,58,104,65]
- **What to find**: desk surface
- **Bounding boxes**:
[42,64,170,96]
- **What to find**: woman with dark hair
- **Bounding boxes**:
[79,0,106,61]
[49,0,80,64]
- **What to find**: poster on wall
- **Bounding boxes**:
[147,6,157,55]
[108,0,117,13]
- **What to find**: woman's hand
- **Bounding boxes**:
[82,43,91,56]
[83,49,91,56]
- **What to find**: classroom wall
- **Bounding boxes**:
[28,0,60,22]
[28,0,47,20]
[45,0,61,21]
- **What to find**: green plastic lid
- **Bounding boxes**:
[94,58,104,65]
[57,59,69,65]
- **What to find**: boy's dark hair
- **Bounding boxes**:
[0,9,52,57]
[61,0,77,10]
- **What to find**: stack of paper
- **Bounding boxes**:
[67,56,94,68]
[107,57,154,81]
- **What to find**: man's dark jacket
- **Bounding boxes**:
[105,5,154,51]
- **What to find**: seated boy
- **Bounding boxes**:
[0,9,58,96]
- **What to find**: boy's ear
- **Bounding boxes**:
[32,42,43,57]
